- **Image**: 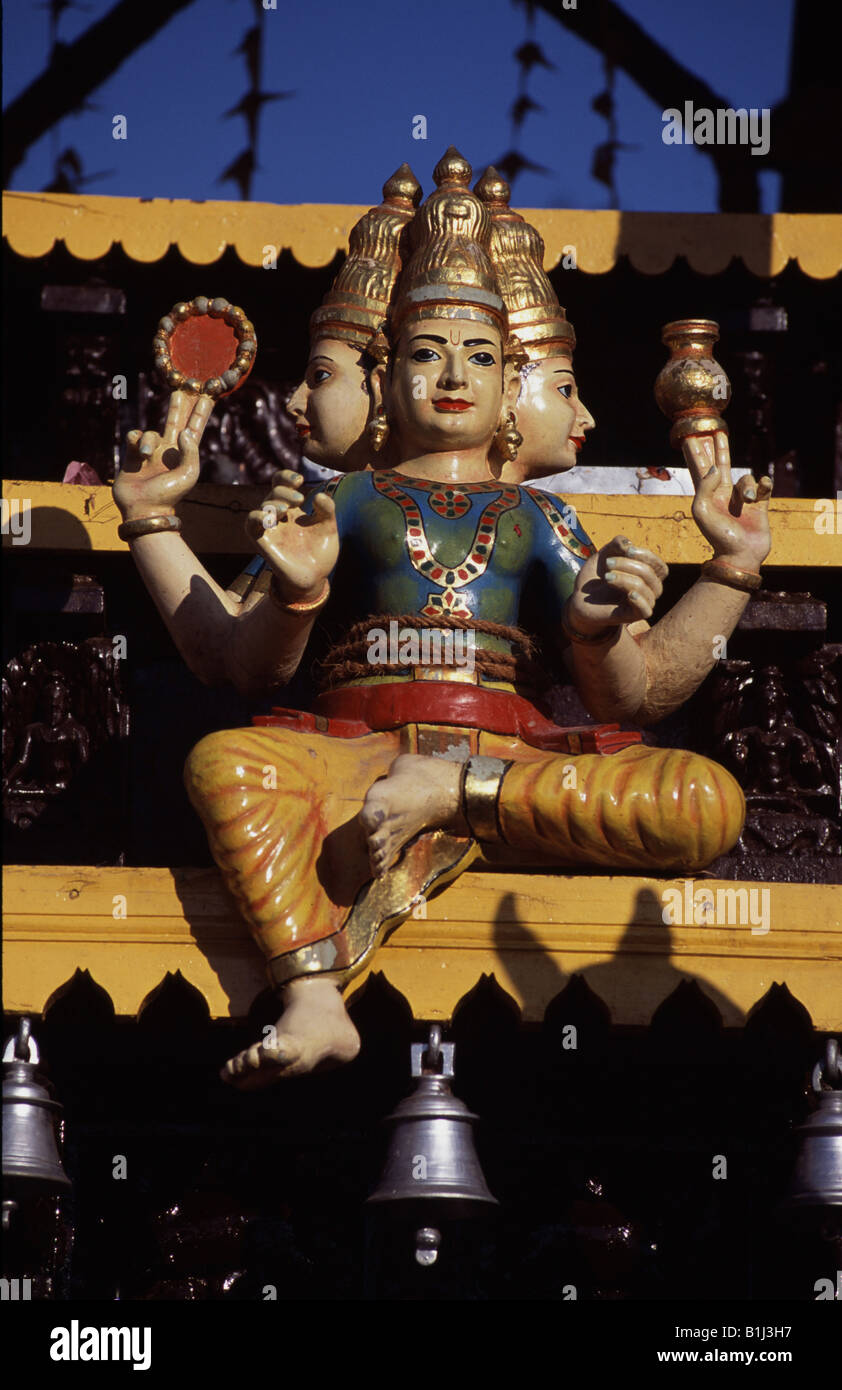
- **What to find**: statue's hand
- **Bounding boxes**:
[246,470,339,602]
[684,430,772,570]
[567,535,668,635]
[115,391,212,522]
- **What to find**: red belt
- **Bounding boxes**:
[253,681,642,756]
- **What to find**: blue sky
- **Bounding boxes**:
[4,0,794,212]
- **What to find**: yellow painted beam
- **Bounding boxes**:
[4,480,840,566]
[4,193,841,279]
[4,866,840,1028]
[1,479,263,555]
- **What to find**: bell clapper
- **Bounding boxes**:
[415,1226,442,1267]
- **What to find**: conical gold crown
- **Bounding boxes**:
[390,147,507,338]
[310,164,422,352]
[475,167,575,358]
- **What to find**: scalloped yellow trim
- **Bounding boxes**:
[4,865,840,1024]
[4,193,841,279]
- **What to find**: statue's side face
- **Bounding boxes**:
[385,318,507,456]
[515,355,595,476]
[286,338,371,469]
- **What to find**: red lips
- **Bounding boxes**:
[570,436,585,451]
[433,398,472,412]
[296,424,311,438]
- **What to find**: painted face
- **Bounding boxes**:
[385,318,507,456]
[515,355,595,475]
[285,338,372,469]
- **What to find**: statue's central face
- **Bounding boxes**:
[515,355,594,475]
[386,317,505,455]
[286,338,371,468]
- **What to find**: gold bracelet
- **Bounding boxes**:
[118,515,181,540]
[561,604,616,646]
[700,559,762,592]
[269,577,330,614]
[461,755,510,842]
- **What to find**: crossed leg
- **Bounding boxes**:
[187,730,744,1089]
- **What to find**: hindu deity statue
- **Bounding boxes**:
[114,148,772,1089]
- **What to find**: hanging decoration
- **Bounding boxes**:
[219,0,293,201]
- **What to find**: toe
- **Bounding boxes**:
[361,802,386,831]
[375,841,397,876]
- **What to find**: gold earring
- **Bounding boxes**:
[494,410,522,463]
[368,406,389,453]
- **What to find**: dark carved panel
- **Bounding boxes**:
[40,281,128,484]
[711,644,841,863]
[136,372,302,488]
[3,638,129,862]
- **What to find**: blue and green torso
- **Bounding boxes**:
[238,471,596,688]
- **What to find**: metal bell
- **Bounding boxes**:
[367,1026,497,1262]
[2,1018,71,1211]
[783,1039,842,1227]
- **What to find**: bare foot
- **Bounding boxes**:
[221,977,360,1090]
[359,753,468,878]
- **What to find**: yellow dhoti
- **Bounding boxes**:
[184,716,744,989]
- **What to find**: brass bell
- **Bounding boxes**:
[367,1025,497,1265]
[782,1039,842,1230]
[2,1018,71,1227]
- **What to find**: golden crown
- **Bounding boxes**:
[309,164,422,354]
[475,166,575,359]
[389,148,508,339]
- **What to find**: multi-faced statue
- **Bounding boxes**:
[175,148,771,1090]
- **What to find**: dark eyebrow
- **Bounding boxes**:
[553,368,574,376]
[465,339,495,348]
[309,355,336,365]
[410,334,447,345]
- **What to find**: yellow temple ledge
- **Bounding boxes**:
[4,193,841,279]
[3,482,841,566]
[3,866,840,1029]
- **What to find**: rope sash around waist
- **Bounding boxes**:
[253,682,642,755]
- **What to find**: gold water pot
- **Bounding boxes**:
[654,318,731,448]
